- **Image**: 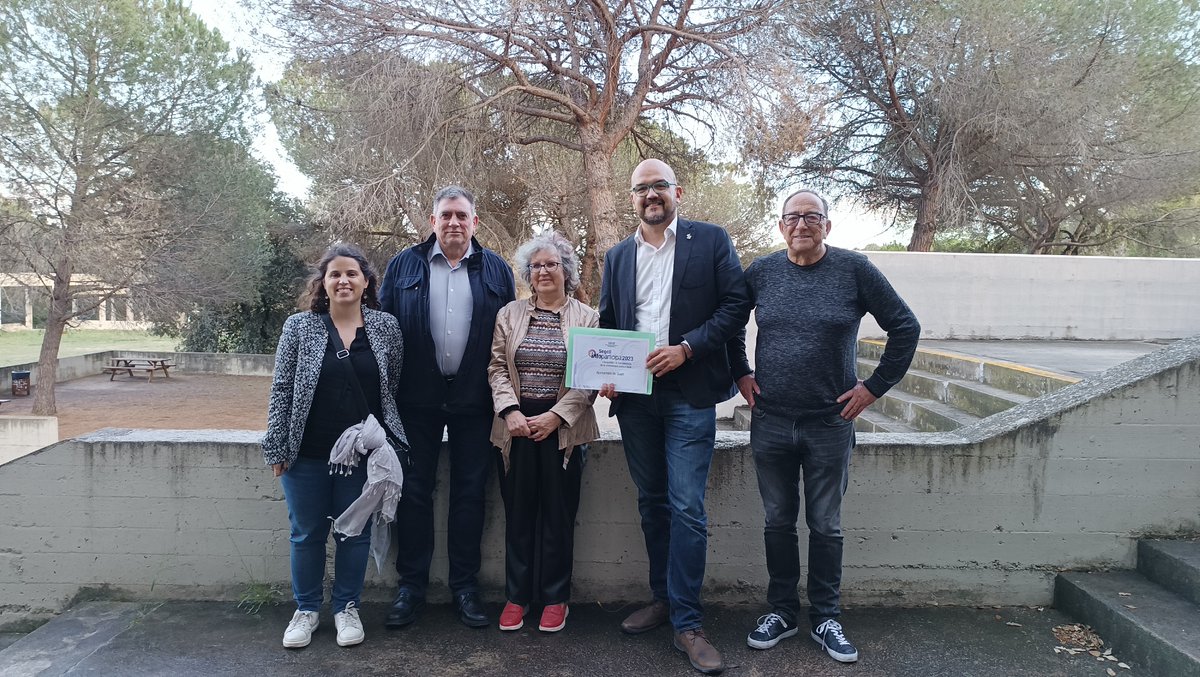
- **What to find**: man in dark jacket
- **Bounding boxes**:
[379,185,516,629]
[599,159,751,675]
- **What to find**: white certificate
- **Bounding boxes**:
[565,327,655,394]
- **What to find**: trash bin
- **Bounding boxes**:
[11,370,30,397]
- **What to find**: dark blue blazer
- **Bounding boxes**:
[598,218,751,411]
[379,235,516,415]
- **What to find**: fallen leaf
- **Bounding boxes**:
[1090,650,1102,657]
[1107,669,1117,676]
[1123,604,1137,610]
[1052,623,1104,650]
[1104,649,1113,655]
[1118,663,1130,669]
[1118,592,1132,597]
[1006,621,1023,627]
[1106,655,1118,662]
[1053,647,1062,654]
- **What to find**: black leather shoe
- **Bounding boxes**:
[456,591,490,628]
[385,588,424,628]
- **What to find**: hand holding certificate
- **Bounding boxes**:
[565,327,655,395]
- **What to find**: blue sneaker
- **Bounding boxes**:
[811,619,858,662]
[747,612,798,650]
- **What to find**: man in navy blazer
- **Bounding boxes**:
[599,159,751,675]
[378,186,516,630]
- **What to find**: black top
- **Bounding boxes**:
[298,326,384,459]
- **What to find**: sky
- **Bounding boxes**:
[186,1,893,249]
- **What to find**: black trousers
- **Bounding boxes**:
[498,398,584,605]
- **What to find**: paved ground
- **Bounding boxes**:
[0,600,1142,677]
[0,373,270,440]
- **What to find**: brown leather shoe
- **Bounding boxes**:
[620,600,670,634]
[673,628,725,674]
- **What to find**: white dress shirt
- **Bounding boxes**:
[634,218,678,348]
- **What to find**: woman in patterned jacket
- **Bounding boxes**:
[262,243,407,649]
[488,231,600,634]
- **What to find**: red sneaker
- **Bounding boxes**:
[539,603,569,632]
[499,601,527,631]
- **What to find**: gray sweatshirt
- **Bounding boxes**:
[734,247,920,420]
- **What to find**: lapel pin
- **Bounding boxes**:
[686,233,693,239]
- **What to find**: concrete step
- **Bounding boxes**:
[858,340,1078,398]
[730,405,920,434]
[0,601,149,676]
[858,358,1032,419]
[874,387,981,432]
[1139,539,1200,607]
[855,408,919,433]
[1055,571,1200,677]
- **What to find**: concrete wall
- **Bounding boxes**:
[0,416,57,465]
[856,252,1200,340]
[113,351,275,377]
[1,351,275,391]
[2,337,1196,628]
[2,353,116,392]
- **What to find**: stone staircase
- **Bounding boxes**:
[855,339,1079,433]
[1055,539,1200,677]
[732,339,1080,432]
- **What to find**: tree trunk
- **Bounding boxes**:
[578,125,622,302]
[907,183,940,251]
[575,233,599,305]
[32,263,73,416]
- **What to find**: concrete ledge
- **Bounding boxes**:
[0,416,57,465]
[1,338,1197,629]
[112,351,274,376]
[1,351,276,388]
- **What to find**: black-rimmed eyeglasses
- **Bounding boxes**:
[630,181,676,197]
[782,212,826,227]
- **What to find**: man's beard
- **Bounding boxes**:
[640,201,673,225]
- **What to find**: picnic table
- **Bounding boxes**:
[102,357,175,382]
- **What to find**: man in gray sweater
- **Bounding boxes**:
[732,189,919,664]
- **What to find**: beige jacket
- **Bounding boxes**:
[488,296,600,470]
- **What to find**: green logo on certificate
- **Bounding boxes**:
[565,327,655,395]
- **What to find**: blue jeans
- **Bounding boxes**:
[393,407,494,598]
[280,456,370,612]
[750,407,854,628]
[616,387,717,632]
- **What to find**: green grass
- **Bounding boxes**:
[0,329,178,367]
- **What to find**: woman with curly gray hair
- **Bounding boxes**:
[487,231,599,633]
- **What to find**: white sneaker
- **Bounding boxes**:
[334,602,365,647]
[282,610,319,648]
